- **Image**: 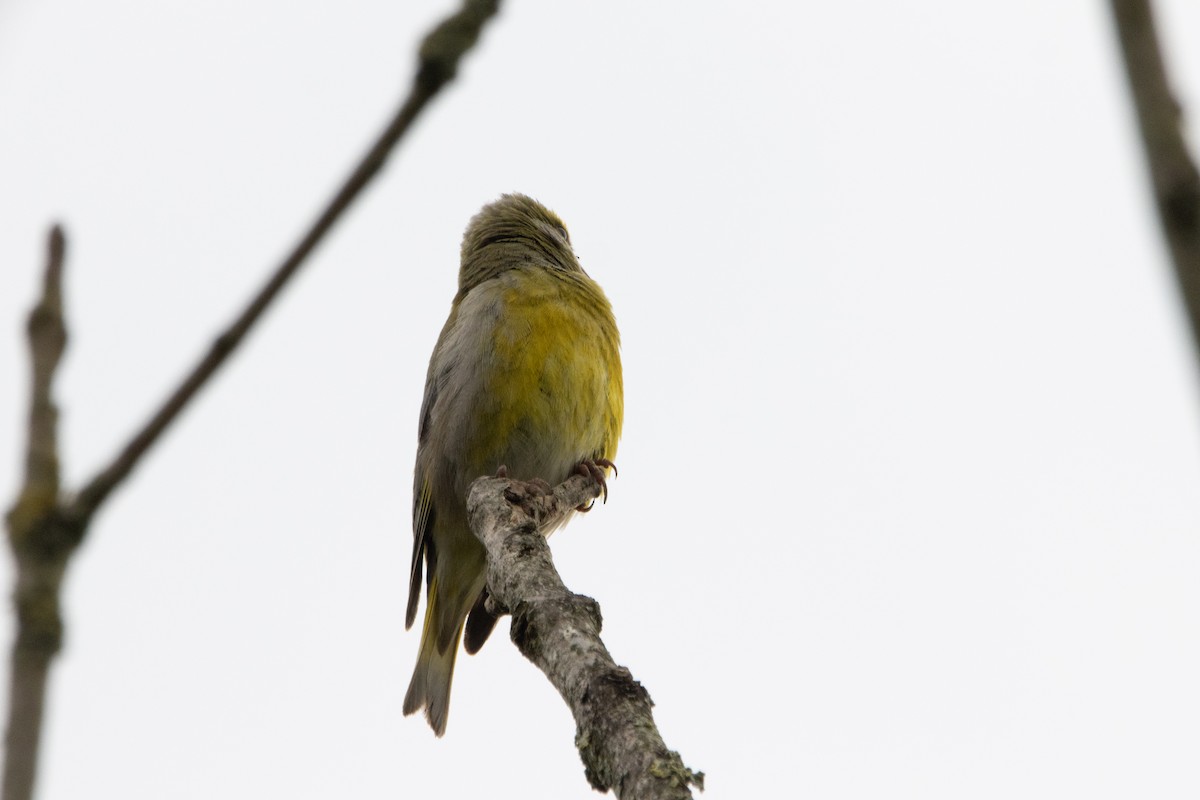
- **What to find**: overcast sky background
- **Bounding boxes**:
[3,1,1200,798]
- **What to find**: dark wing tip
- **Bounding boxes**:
[463,589,500,654]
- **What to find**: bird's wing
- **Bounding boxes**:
[406,370,441,629]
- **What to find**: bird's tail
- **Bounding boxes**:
[403,576,462,737]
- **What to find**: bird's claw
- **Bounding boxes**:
[574,458,617,511]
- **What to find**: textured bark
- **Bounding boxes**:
[467,474,704,800]
[1110,0,1200,362]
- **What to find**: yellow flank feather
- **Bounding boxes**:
[403,194,622,736]
[469,270,619,468]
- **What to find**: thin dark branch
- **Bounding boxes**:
[21,227,66,503]
[70,0,501,524]
[467,474,704,800]
[2,4,501,799]
[1110,0,1200,360]
[4,225,74,800]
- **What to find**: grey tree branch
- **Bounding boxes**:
[3,3,500,799]
[467,474,705,800]
[1110,0,1200,361]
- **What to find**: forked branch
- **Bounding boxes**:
[2,4,500,799]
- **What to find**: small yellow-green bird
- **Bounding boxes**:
[403,194,623,736]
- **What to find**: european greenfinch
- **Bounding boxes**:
[403,194,623,736]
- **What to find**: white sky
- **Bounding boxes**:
[3,1,1200,798]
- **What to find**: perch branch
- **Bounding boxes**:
[467,474,704,800]
[1110,0,1200,361]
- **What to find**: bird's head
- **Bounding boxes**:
[458,193,582,293]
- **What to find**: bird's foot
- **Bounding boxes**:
[499,468,556,508]
[574,458,617,511]
[497,465,551,493]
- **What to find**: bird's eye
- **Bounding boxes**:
[555,224,570,243]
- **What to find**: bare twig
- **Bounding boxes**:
[467,474,704,800]
[72,0,501,524]
[1110,0,1200,360]
[4,226,76,800]
[2,4,501,799]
